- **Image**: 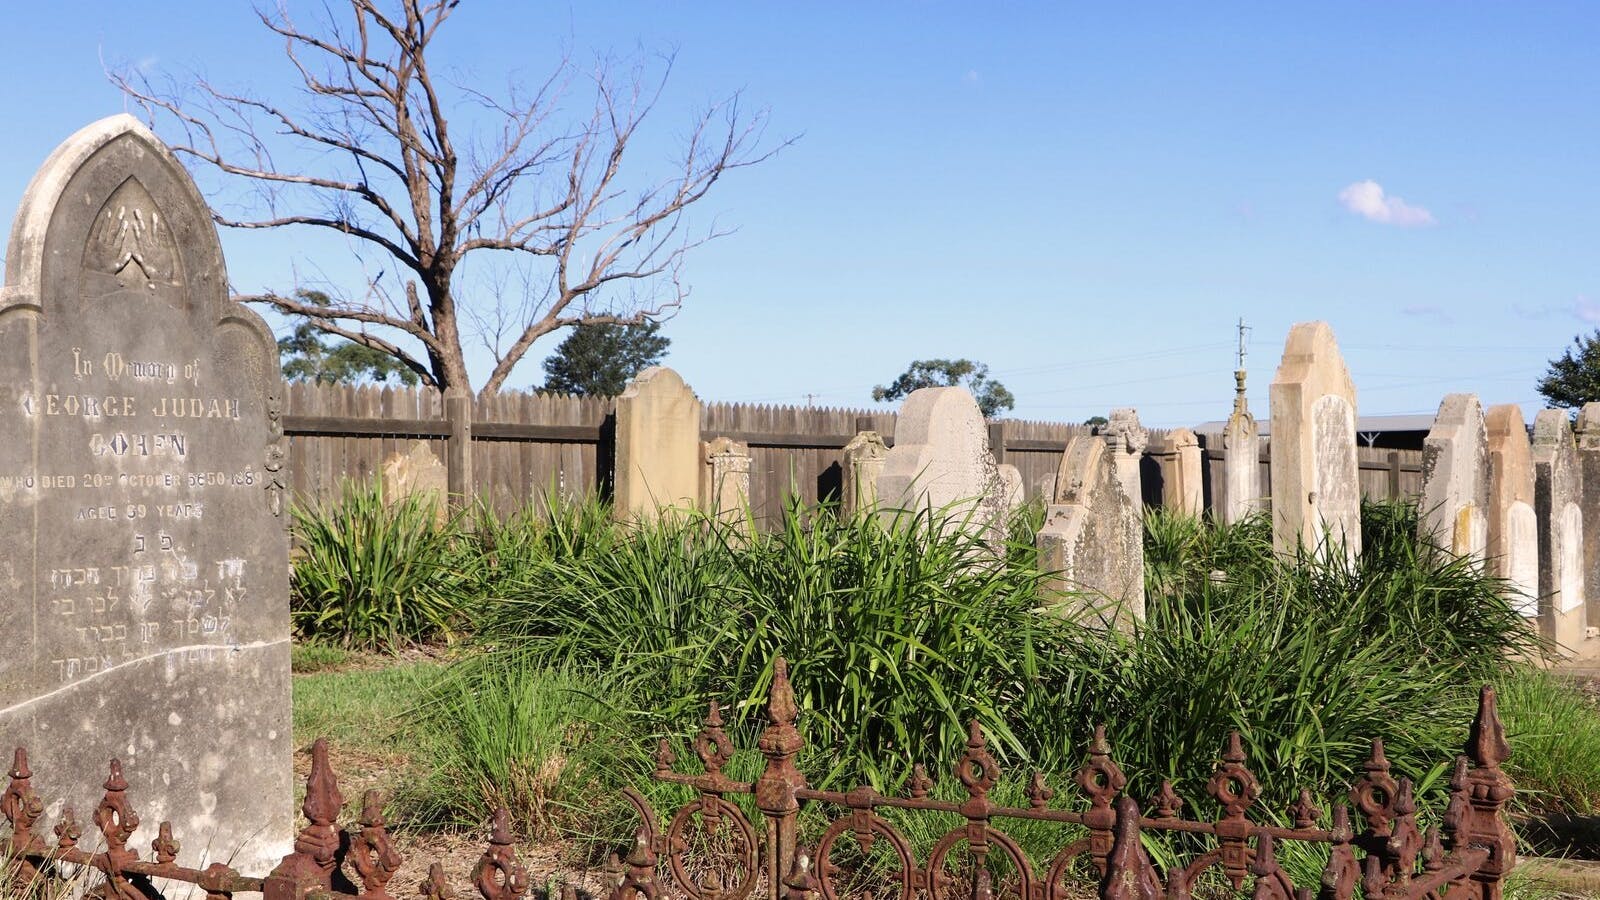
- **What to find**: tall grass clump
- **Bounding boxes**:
[472,499,1070,788]
[1497,667,1600,816]
[290,478,476,650]
[1080,501,1543,811]
[408,663,627,836]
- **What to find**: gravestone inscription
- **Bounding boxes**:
[0,116,291,872]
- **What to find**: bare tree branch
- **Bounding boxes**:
[111,0,782,398]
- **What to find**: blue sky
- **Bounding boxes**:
[2,2,1597,426]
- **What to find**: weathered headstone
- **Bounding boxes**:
[701,436,751,528]
[1418,394,1488,561]
[0,116,291,871]
[1160,427,1204,517]
[876,387,1002,532]
[996,463,1025,514]
[1219,369,1262,524]
[1268,321,1360,561]
[1532,409,1586,651]
[614,366,701,520]
[1036,417,1146,624]
[841,429,888,515]
[1103,407,1147,499]
[1485,404,1539,621]
[382,440,448,524]
[1575,402,1600,631]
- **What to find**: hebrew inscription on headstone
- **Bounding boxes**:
[0,116,291,871]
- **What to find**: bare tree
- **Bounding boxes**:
[115,0,779,399]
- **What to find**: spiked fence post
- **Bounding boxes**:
[2,748,46,882]
[1101,797,1159,900]
[94,758,141,892]
[755,658,805,900]
[1461,685,1516,899]
[351,790,404,900]
[471,808,528,900]
[265,739,344,900]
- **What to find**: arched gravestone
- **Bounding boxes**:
[1532,408,1586,652]
[1485,404,1538,620]
[0,116,291,871]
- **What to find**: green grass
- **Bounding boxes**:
[290,641,350,673]
[1500,667,1600,816]
[407,662,629,838]
[293,660,446,749]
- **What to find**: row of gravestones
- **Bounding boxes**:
[1419,395,1598,655]
[851,320,1597,661]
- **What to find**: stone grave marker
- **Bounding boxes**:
[382,440,448,524]
[1161,427,1204,517]
[842,429,888,514]
[1103,407,1147,499]
[1575,402,1600,630]
[1418,394,1488,561]
[996,463,1025,513]
[876,387,1003,536]
[701,435,751,529]
[0,116,291,871]
[614,366,701,520]
[1036,414,1145,624]
[1485,404,1539,621]
[1269,321,1360,561]
[1532,408,1586,651]
[1220,368,1261,524]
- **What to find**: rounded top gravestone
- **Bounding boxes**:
[0,115,292,874]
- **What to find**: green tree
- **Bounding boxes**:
[1537,330,1600,408]
[541,321,670,396]
[279,308,419,386]
[1083,415,1108,427]
[872,359,1016,418]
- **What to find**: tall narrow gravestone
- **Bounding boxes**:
[1159,427,1204,517]
[1219,369,1261,525]
[1485,405,1539,622]
[1418,394,1488,562]
[0,117,291,870]
[1532,409,1586,652]
[1269,321,1360,562]
[1575,402,1600,632]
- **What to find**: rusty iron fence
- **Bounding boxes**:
[609,658,1515,900]
[0,739,540,900]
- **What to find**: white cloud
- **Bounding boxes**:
[1337,180,1436,227]
[963,69,980,84]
